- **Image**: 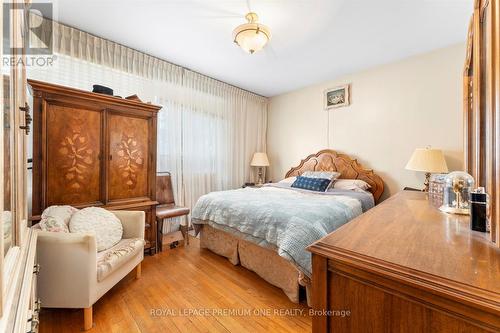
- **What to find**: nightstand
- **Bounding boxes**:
[242,182,272,188]
[242,183,263,188]
[403,186,422,192]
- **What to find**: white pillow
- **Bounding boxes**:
[42,205,79,226]
[278,177,297,185]
[40,216,69,233]
[332,179,371,191]
[69,207,123,252]
[3,211,12,238]
[302,171,340,181]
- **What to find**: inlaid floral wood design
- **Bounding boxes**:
[107,114,149,201]
[45,105,101,206]
[116,134,144,189]
[58,131,94,191]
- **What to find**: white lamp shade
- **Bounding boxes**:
[250,152,270,167]
[405,148,448,173]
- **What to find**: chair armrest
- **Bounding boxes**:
[110,210,145,239]
[36,230,97,308]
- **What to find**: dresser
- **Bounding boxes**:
[308,191,500,333]
[29,80,161,254]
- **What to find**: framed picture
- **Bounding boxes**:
[324,85,350,110]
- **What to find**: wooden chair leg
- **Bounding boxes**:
[180,224,189,246]
[156,218,163,253]
[135,263,142,279]
[83,306,93,330]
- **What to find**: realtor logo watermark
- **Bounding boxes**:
[3,2,54,67]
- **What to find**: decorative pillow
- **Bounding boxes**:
[278,177,297,185]
[332,179,371,191]
[3,211,12,238]
[40,216,69,233]
[302,171,340,181]
[291,176,332,192]
[69,207,123,252]
[42,205,79,226]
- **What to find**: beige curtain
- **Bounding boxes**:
[29,15,268,229]
[34,16,182,84]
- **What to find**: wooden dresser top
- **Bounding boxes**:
[308,191,500,308]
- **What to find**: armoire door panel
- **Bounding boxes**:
[46,104,102,206]
[107,113,149,202]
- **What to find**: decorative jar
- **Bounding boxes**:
[439,171,475,215]
[428,173,447,208]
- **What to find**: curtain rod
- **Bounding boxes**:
[41,15,268,99]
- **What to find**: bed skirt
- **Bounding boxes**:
[199,224,311,305]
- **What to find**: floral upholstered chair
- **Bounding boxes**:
[36,210,145,330]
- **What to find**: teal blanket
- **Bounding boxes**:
[192,185,363,276]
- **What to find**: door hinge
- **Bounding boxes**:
[19,102,32,135]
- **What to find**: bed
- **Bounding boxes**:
[192,149,384,304]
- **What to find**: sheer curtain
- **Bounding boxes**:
[29,16,268,229]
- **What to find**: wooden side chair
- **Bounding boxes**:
[156,172,190,252]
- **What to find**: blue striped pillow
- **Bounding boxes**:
[291,176,331,192]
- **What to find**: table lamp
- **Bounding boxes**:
[405,147,448,192]
[251,152,270,185]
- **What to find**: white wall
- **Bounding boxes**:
[267,43,465,200]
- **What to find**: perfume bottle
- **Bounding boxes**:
[470,187,488,232]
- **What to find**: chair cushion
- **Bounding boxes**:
[69,207,123,252]
[96,238,145,282]
[156,204,190,220]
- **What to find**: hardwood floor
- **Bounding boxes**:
[39,237,311,333]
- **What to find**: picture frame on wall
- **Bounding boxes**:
[324,84,350,110]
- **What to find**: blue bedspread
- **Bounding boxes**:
[192,184,371,276]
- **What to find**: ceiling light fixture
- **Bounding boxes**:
[233,12,271,54]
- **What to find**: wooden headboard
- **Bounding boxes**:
[285,149,384,203]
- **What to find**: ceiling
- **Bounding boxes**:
[50,0,473,97]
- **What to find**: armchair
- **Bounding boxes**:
[36,210,145,330]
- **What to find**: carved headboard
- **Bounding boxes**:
[285,149,384,203]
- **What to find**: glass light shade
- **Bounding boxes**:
[440,171,475,215]
[233,13,271,54]
[250,152,270,167]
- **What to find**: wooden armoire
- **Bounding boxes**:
[29,79,161,254]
